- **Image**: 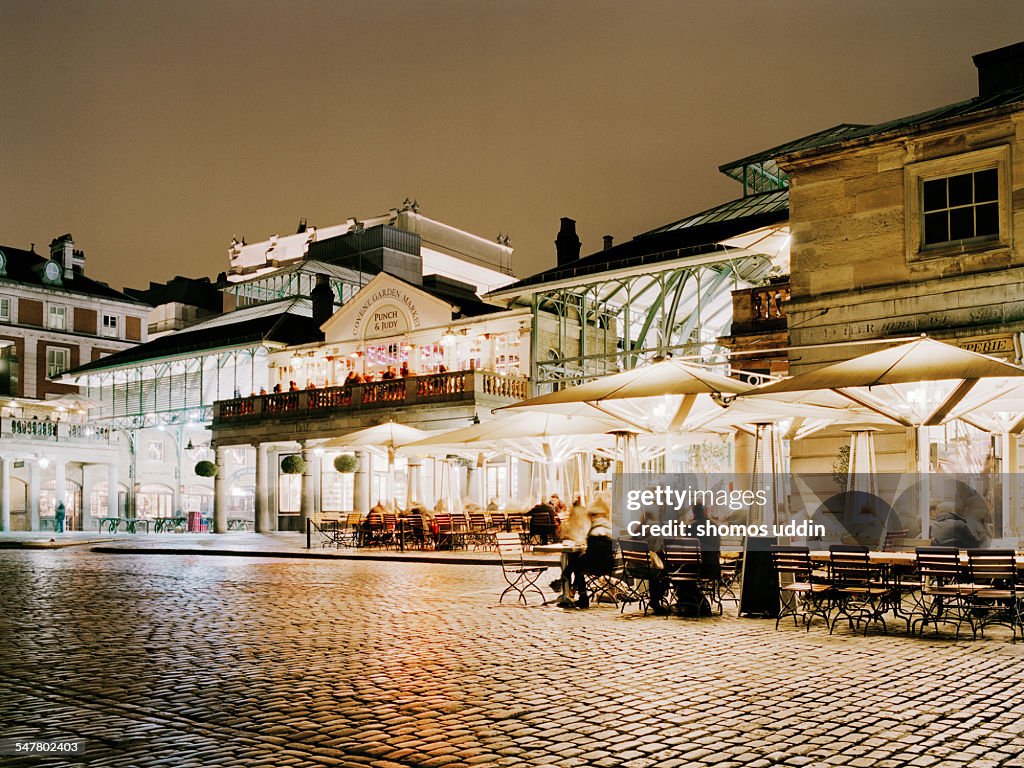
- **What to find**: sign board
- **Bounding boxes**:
[320,273,454,343]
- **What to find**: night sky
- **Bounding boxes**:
[3,1,1023,292]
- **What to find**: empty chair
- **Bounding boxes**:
[960,549,1021,642]
[827,544,894,635]
[911,546,970,636]
[770,545,831,630]
[618,539,664,615]
[496,531,548,605]
[663,537,708,617]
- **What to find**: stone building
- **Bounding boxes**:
[764,41,1024,484]
[0,234,150,530]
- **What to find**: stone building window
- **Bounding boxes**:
[922,168,999,246]
[905,145,1011,260]
[0,297,10,323]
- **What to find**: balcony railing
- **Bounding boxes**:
[3,418,112,443]
[215,369,529,423]
[729,278,790,335]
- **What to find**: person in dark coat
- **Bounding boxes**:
[527,502,558,545]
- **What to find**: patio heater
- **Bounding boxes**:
[752,422,785,527]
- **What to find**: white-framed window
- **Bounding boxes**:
[46,346,70,377]
[101,314,119,338]
[147,441,164,462]
[47,304,67,331]
[0,297,10,323]
[905,145,1012,260]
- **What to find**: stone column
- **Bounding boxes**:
[299,443,317,530]
[254,443,272,533]
[28,459,41,531]
[213,446,229,534]
[354,450,370,513]
[0,457,10,532]
[108,462,119,518]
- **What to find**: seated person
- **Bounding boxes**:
[562,495,615,609]
[400,361,412,377]
[381,366,398,380]
[526,501,559,545]
[931,500,991,549]
[343,371,360,387]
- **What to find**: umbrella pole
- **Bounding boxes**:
[917,426,930,540]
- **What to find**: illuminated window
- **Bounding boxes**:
[46,347,69,376]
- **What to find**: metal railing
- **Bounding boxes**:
[3,418,112,443]
[215,369,528,422]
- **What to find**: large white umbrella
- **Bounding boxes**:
[496,359,751,433]
[750,338,1024,537]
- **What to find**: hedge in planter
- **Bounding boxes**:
[334,454,359,473]
[194,460,218,478]
[281,455,307,475]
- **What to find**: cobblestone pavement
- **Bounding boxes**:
[2,551,1024,768]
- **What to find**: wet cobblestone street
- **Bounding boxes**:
[2,550,1024,767]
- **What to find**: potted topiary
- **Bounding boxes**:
[281,454,307,475]
[334,454,359,473]
[194,460,218,478]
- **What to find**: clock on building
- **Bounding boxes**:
[42,261,61,284]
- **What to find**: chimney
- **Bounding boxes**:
[554,217,581,267]
[973,41,1024,98]
[602,235,614,250]
[311,273,334,333]
[49,234,74,280]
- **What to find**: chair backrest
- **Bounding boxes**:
[489,510,507,531]
[383,513,398,531]
[435,513,453,533]
[966,549,1017,584]
[619,539,655,576]
[663,537,702,576]
[771,545,813,582]
[451,512,470,532]
[882,529,910,551]
[506,511,526,532]
[469,511,489,531]
[915,546,962,582]
[364,510,384,529]
[829,543,872,586]
[496,531,526,567]
[346,512,363,529]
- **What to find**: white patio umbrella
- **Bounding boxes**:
[750,338,1024,537]
[495,359,751,433]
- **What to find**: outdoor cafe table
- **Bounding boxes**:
[808,550,1024,567]
[533,542,582,604]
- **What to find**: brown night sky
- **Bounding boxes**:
[3,1,1024,292]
